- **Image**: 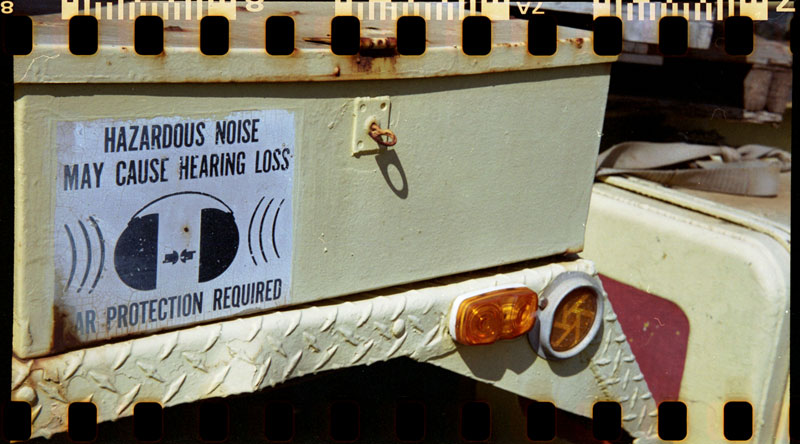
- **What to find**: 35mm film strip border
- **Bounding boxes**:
[1,394,762,441]
[0,2,793,443]
[0,5,795,57]
[0,0,796,22]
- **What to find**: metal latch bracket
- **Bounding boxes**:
[351,96,391,156]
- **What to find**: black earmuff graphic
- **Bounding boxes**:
[114,192,239,291]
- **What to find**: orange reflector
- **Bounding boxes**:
[451,287,538,345]
[549,287,598,352]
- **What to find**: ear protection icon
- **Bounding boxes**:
[114,192,239,291]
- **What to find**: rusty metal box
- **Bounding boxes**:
[13,2,612,358]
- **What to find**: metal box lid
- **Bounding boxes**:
[14,1,610,84]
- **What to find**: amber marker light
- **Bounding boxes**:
[448,286,539,345]
[528,272,605,360]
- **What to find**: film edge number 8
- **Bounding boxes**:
[1,2,793,57]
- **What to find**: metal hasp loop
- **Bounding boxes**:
[368,122,397,147]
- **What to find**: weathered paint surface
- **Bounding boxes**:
[600,274,689,404]
[10,259,650,441]
[15,65,611,358]
[13,2,614,84]
[583,182,790,443]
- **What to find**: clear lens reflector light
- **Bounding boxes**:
[550,287,598,352]
[528,272,605,360]
[449,286,539,345]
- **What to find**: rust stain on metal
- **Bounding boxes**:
[568,37,585,49]
[304,37,398,62]
[368,122,397,147]
[165,25,185,32]
[51,305,82,354]
[566,245,584,254]
[351,54,399,74]
[360,37,397,52]
[304,37,332,46]
[359,37,398,59]
[354,56,373,72]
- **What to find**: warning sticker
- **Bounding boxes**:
[54,110,294,344]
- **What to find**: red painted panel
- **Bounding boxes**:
[599,275,690,404]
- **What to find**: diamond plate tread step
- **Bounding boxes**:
[11,259,627,440]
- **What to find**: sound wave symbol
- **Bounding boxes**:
[64,216,105,293]
[247,197,285,266]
